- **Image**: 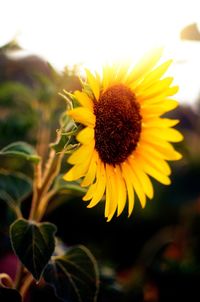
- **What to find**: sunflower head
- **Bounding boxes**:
[63,48,183,221]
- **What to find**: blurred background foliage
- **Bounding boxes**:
[0,39,200,302]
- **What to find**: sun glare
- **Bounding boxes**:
[0,0,199,70]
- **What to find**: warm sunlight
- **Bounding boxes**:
[0,0,199,68]
[0,0,200,103]
[1,2,200,301]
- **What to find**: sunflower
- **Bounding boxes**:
[63,48,183,221]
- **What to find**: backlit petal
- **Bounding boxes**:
[85,69,100,101]
[127,48,163,86]
[67,107,96,127]
[74,90,94,109]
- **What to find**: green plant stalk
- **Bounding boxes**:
[15,141,64,299]
[36,150,65,221]
[29,163,41,220]
[13,115,73,298]
[14,262,24,290]
[20,274,33,300]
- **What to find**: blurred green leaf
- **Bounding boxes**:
[0,141,41,163]
[10,219,57,281]
[53,174,86,194]
[44,245,99,302]
[0,170,32,207]
[0,82,33,107]
[32,72,56,102]
[0,287,22,302]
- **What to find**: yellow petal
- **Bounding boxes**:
[143,118,179,128]
[114,60,131,84]
[136,77,174,99]
[135,153,171,185]
[140,86,179,105]
[74,91,93,110]
[76,127,94,144]
[67,108,96,127]
[81,150,98,187]
[127,48,163,86]
[85,69,100,101]
[141,137,182,161]
[82,183,96,201]
[136,60,173,91]
[68,140,95,164]
[142,127,183,142]
[141,99,179,116]
[87,159,106,208]
[63,160,90,182]
[105,165,118,221]
[123,162,146,208]
[102,65,113,91]
[136,146,171,176]
[128,157,154,199]
[115,166,127,216]
[139,139,182,161]
[121,163,135,216]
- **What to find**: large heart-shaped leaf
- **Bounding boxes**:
[0,170,32,208]
[0,141,40,163]
[0,287,22,302]
[44,245,99,302]
[10,219,57,281]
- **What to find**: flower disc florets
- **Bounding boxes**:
[94,84,142,165]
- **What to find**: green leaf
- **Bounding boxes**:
[0,141,41,163]
[0,170,32,207]
[53,174,87,194]
[0,287,22,302]
[10,219,57,281]
[44,245,99,302]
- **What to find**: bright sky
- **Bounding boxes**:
[0,0,200,103]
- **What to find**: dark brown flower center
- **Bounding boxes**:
[94,84,142,165]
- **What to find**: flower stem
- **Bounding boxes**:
[20,274,33,300]
[36,150,65,221]
[14,262,24,290]
[29,164,40,220]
